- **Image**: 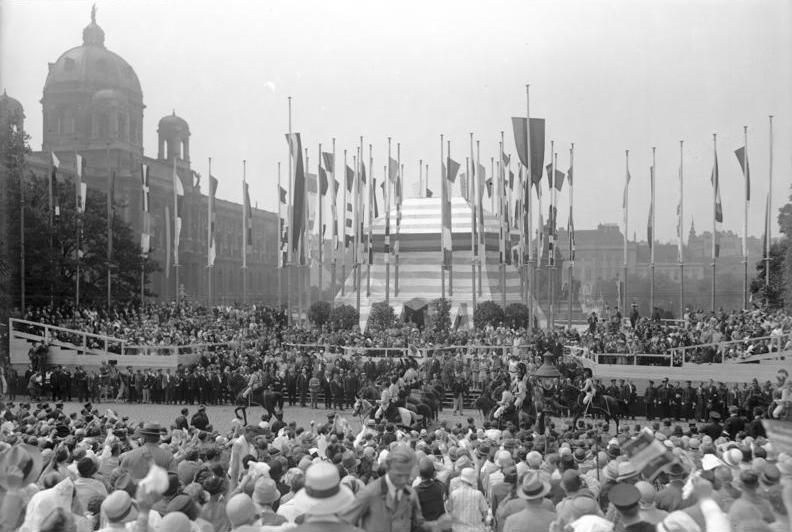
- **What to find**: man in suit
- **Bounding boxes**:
[344,446,431,532]
[229,425,265,491]
[119,423,175,480]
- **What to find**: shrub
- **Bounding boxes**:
[329,304,359,331]
[474,300,505,329]
[308,300,331,327]
[505,303,530,329]
[367,301,395,332]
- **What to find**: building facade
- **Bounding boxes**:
[1,10,278,308]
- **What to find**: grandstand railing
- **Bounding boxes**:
[10,318,128,355]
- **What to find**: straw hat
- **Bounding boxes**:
[290,462,356,516]
[459,468,477,486]
[101,490,138,524]
[518,471,550,500]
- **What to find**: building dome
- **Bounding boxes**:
[158,111,189,131]
[43,6,141,101]
[92,88,128,106]
[0,89,25,131]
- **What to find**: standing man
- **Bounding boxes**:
[644,380,656,420]
[343,446,431,532]
[229,425,264,491]
[309,371,321,409]
[296,368,309,407]
[119,423,175,480]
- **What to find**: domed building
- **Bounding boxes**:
[9,8,279,307]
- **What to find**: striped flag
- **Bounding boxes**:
[286,133,305,256]
[734,146,750,202]
[648,165,654,256]
[442,157,459,269]
[51,152,61,217]
[278,184,289,268]
[76,154,87,213]
[141,163,151,256]
[568,208,576,262]
[345,165,354,248]
[242,180,253,268]
[207,174,218,266]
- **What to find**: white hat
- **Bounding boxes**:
[459,468,477,486]
[291,462,356,516]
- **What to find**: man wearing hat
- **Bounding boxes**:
[290,462,363,532]
[503,471,555,532]
[344,446,428,532]
[701,411,724,440]
[119,422,175,480]
[229,425,265,491]
[190,404,210,431]
[447,467,489,531]
[609,482,654,532]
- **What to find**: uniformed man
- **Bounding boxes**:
[644,380,656,420]
[296,367,309,407]
[682,380,697,421]
[190,404,210,431]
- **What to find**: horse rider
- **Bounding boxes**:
[375,376,400,420]
[492,387,515,420]
[242,367,264,399]
[581,367,596,415]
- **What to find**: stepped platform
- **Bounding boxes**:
[335,197,546,329]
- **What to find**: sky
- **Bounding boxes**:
[2,0,791,243]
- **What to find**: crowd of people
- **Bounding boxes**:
[1,381,791,532]
[570,306,792,363]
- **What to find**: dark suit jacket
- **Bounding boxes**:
[344,476,426,532]
[119,443,175,480]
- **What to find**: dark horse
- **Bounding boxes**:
[233,387,282,426]
[568,392,622,433]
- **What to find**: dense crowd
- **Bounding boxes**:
[1,383,792,532]
[570,306,792,363]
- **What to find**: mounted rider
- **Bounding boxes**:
[375,376,401,420]
[242,367,264,399]
[581,367,597,412]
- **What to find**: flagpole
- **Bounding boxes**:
[318,143,324,300]
[49,152,54,307]
[208,157,213,307]
[440,134,446,302]
[448,139,454,298]
[355,140,362,320]
[386,138,392,306]
[331,138,337,305]
[242,160,248,306]
[75,151,81,308]
[624,150,629,313]
[711,134,717,313]
[287,96,293,324]
[303,149,310,321]
[679,141,685,319]
[469,133,477,314]
[277,161,282,309]
[525,84,534,327]
[19,155,25,312]
[766,116,773,292]
[551,149,557,329]
[476,141,483,298]
[395,145,401,298]
[650,147,655,316]
[419,159,423,199]
[341,149,348,300]
[547,141,554,328]
[107,143,113,308]
[367,144,373,298]
[499,133,506,311]
[568,143,574,330]
[743,126,749,310]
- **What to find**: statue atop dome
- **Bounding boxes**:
[91,3,97,24]
[83,3,105,47]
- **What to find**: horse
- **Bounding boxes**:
[474,389,497,420]
[233,387,282,426]
[568,391,622,433]
[351,397,422,429]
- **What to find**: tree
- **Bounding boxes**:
[505,303,530,329]
[14,173,160,307]
[308,300,331,326]
[367,301,395,332]
[474,300,505,329]
[329,304,359,331]
[428,298,451,336]
[750,241,787,309]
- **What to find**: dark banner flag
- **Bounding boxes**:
[286,133,305,256]
[530,118,546,187]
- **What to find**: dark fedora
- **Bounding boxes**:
[139,423,163,437]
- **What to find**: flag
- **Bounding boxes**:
[318,166,329,196]
[446,158,460,183]
[208,174,218,266]
[372,178,380,219]
[172,160,184,266]
[511,117,529,167]
[388,157,399,183]
[459,173,468,201]
[763,193,771,259]
[165,205,171,278]
[278,179,289,267]
[279,186,287,204]
[711,152,722,258]
[648,166,654,255]
[344,199,354,248]
[485,178,493,198]
[568,208,576,261]
[735,146,750,202]
[553,169,565,192]
[76,154,87,213]
[360,161,367,185]
[426,188,433,198]
[345,165,354,192]
[677,160,683,264]
[51,152,61,217]
[322,152,335,175]
[623,168,631,210]
[529,118,546,186]
[508,170,514,190]
[140,163,151,256]
[441,158,453,269]
[286,133,305,256]
[567,165,573,186]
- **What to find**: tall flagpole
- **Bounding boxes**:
[395,146,401,298]
[107,144,113,308]
[711,134,717,312]
[766,116,773,291]
[440,134,446,301]
[551,149,557,328]
[568,143,574,330]
[19,153,26,312]
[679,141,685,319]
[355,140,362,319]
[331,138,337,305]
[476,141,483,298]
[318,143,324,300]
[75,151,81,308]
[366,144,373,298]
[650,147,656,315]
[242,160,248,306]
[386,138,392,305]
[341,149,347,299]
[208,157,213,307]
[448,139,453,298]
[499,134,506,310]
[624,150,630,312]
[303,149,310,319]
[525,85,534,327]
[742,126,749,310]
[469,133,477,313]
[287,96,293,324]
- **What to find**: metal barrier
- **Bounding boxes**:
[10,318,128,355]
